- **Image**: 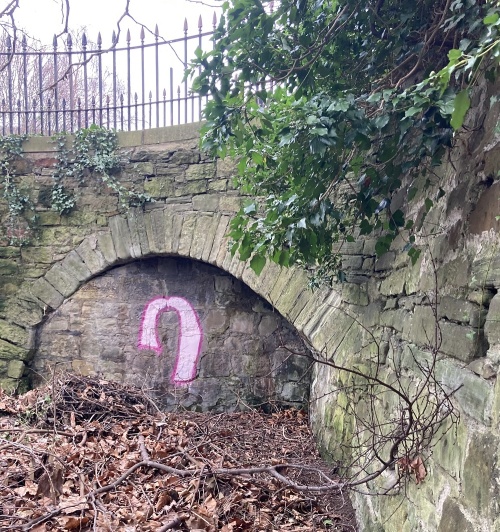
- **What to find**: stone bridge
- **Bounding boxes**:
[1,113,500,531]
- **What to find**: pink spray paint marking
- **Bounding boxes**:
[138,296,203,386]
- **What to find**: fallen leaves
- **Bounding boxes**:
[0,374,355,531]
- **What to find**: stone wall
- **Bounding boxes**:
[1,78,500,531]
[33,256,310,411]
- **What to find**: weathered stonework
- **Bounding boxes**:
[0,76,499,532]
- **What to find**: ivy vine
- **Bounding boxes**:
[188,0,500,285]
[51,125,149,214]
[0,134,33,246]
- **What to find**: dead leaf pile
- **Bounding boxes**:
[0,374,356,531]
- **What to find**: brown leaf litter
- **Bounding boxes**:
[0,374,357,531]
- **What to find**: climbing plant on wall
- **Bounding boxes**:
[51,125,149,214]
[189,0,500,284]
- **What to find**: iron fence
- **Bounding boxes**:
[0,15,217,136]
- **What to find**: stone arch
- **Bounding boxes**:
[2,205,343,397]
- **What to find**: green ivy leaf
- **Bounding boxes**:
[250,253,266,275]
[450,89,471,130]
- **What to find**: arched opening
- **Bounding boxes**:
[32,256,312,412]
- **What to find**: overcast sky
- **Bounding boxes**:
[15,0,223,45]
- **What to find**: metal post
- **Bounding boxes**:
[97,32,103,126]
[53,35,59,132]
[155,25,160,128]
[112,30,118,130]
[67,34,74,132]
[127,29,131,131]
[6,35,13,134]
[140,26,145,129]
[82,32,88,128]
[22,35,29,134]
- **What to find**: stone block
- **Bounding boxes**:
[185,163,215,180]
[109,215,135,260]
[207,179,228,192]
[174,180,207,197]
[143,176,174,198]
[190,215,214,260]
[38,211,61,225]
[437,498,474,532]
[192,194,220,212]
[208,215,231,265]
[341,255,364,270]
[342,284,369,306]
[178,214,197,256]
[131,162,155,176]
[219,196,242,213]
[96,232,117,264]
[380,309,410,332]
[462,432,497,515]
[0,259,18,276]
[438,296,478,325]
[170,212,184,254]
[30,277,64,309]
[380,269,406,296]
[7,359,25,378]
[170,149,200,165]
[76,235,109,275]
[201,214,221,263]
[0,338,29,361]
[44,263,80,298]
[269,268,296,308]
[144,209,167,254]
[485,294,500,345]
[62,250,92,282]
[127,208,149,257]
[0,320,28,346]
[471,255,500,289]
[274,269,310,318]
[374,251,395,271]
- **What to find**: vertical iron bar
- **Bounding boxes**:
[91,96,96,125]
[127,29,131,131]
[163,88,166,127]
[177,85,181,125]
[32,99,37,135]
[48,98,52,136]
[16,99,20,134]
[112,31,117,130]
[22,36,29,134]
[67,34,74,132]
[38,52,44,135]
[1,100,5,136]
[155,25,159,128]
[106,95,110,128]
[169,68,173,126]
[134,92,138,130]
[140,26,145,129]
[97,32,103,126]
[6,35,13,134]
[53,35,59,132]
[183,18,188,123]
[148,91,152,129]
[77,97,81,129]
[120,93,124,130]
[198,15,203,121]
[62,98,67,132]
[82,33,88,128]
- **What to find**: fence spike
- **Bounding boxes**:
[198,15,203,30]
[82,32,87,47]
[22,34,27,50]
[149,90,152,100]
[213,11,217,29]
[134,92,138,102]
[6,35,11,50]
[67,33,73,49]
[53,34,58,49]
[62,98,66,109]
[97,32,102,48]
[126,29,131,44]
[140,26,145,42]
[163,88,166,98]
[155,24,159,38]
[112,30,117,45]
[184,18,188,33]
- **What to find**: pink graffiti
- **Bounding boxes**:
[138,296,203,385]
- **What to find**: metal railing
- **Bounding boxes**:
[0,15,216,136]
